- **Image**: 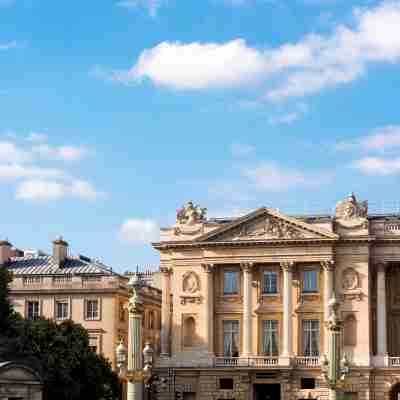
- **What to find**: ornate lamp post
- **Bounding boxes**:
[116,274,154,400]
[320,294,350,400]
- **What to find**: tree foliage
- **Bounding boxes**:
[0,269,121,400]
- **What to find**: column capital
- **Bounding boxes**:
[201,263,215,273]
[240,261,254,272]
[160,266,172,275]
[376,262,388,273]
[280,261,295,272]
[321,260,335,271]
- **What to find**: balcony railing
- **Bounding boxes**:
[389,357,400,367]
[294,356,320,367]
[215,357,279,368]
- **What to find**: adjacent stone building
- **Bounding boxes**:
[3,237,161,370]
[152,195,400,400]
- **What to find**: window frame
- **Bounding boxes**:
[55,298,70,320]
[302,319,320,357]
[222,269,240,296]
[261,319,279,356]
[84,298,101,321]
[262,270,279,295]
[302,269,319,293]
[222,319,240,357]
[26,299,40,320]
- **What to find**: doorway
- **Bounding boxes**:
[254,384,281,400]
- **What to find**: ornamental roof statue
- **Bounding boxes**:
[176,201,207,226]
[335,192,368,220]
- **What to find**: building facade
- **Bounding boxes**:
[2,238,161,370]
[152,196,400,400]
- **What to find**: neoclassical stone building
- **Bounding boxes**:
[152,195,400,400]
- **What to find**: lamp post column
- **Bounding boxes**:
[127,285,144,400]
[160,267,172,357]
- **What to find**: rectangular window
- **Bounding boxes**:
[220,378,234,390]
[27,301,40,320]
[223,271,239,295]
[55,300,69,320]
[263,271,278,294]
[303,270,318,293]
[85,299,99,320]
[262,320,279,356]
[223,320,240,357]
[302,320,320,356]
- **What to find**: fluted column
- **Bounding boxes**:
[160,267,171,357]
[202,263,215,356]
[322,260,335,353]
[281,261,294,360]
[241,262,253,356]
[376,262,387,359]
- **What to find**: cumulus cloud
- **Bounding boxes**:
[118,219,160,243]
[32,144,89,161]
[16,179,101,201]
[242,161,330,190]
[0,164,64,180]
[0,141,32,163]
[352,157,400,175]
[117,0,165,17]
[115,1,400,99]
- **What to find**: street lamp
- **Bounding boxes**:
[320,294,350,400]
[115,273,154,400]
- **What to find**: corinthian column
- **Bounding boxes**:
[322,260,335,353]
[281,261,294,360]
[241,262,253,356]
[376,262,388,361]
[160,267,171,357]
[202,263,215,356]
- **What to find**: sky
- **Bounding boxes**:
[2,0,400,272]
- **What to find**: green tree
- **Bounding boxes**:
[0,269,121,400]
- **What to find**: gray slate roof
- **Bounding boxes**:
[7,255,117,276]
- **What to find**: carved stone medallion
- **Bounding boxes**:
[342,268,359,290]
[182,271,200,294]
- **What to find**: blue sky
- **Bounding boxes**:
[2,0,400,271]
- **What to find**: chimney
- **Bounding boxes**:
[53,236,68,267]
[0,239,12,266]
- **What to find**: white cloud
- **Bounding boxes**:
[117,1,400,99]
[16,179,101,201]
[32,144,89,161]
[0,141,32,163]
[0,41,18,50]
[242,161,330,190]
[117,0,165,17]
[0,164,64,180]
[118,219,160,243]
[269,112,301,125]
[337,125,400,152]
[26,132,48,142]
[352,157,400,175]
[231,143,256,157]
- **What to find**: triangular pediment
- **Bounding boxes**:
[195,208,338,242]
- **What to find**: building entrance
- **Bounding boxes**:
[254,384,281,400]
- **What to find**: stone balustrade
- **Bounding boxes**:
[294,356,320,367]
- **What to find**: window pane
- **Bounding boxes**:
[303,271,318,292]
[223,320,239,357]
[224,272,238,294]
[302,320,319,356]
[262,320,279,356]
[28,301,39,320]
[263,272,278,294]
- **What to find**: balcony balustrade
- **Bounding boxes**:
[389,357,400,367]
[214,356,320,368]
[294,356,320,367]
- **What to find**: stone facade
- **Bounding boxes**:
[152,196,400,400]
[3,238,161,370]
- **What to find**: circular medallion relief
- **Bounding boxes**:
[182,271,200,293]
[342,268,358,290]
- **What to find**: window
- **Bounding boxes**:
[85,299,99,320]
[303,270,318,293]
[263,271,278,294]
[262,320,279,356]
[89,335,99,353]
[89,345,97,353]
[301,378,316,389]
[223,271,239,295]
[302,320,320,356]
[27,301,40,320]
[55,300,69,320]
[223,320,240,357]
[220,378,234,390]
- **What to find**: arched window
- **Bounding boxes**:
[344,314,357,346]
[183,316,196,347]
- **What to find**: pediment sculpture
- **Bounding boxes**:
[335,193,368,229]
[174,201,207,236]
[230,216,306,240]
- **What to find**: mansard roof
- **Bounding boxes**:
[7,254,119,277]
